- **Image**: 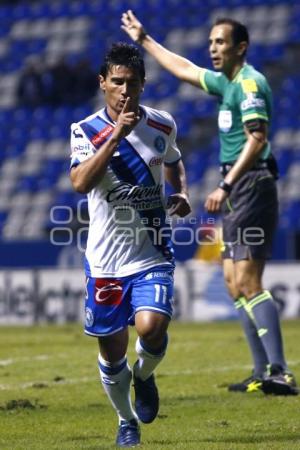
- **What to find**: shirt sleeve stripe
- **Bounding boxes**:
[242,113,269,123]
[199,69,208,92]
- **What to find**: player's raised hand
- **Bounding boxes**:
[121,10,146,44]
[113,97,140,140]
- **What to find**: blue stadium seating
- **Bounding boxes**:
[0,0,299,261]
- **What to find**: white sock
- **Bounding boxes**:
[134,336,168,381]
[98,354,137,423]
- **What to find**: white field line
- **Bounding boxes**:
[0,361,299,392]
[0,376,96,391]
[162,359,300,375]
[0,354,67,367]
[0,340,238,366]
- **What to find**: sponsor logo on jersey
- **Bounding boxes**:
[73,127,84,138]
[241,93,266,111]
[94,279,123,305]
[144,271,172,280]
[73,143,92,152]
[91,124,114,148]
[149,156,163,166]
[106,182,163,210]
[147,118,172,135]
[154,136,166,153]
[85,307,94,327]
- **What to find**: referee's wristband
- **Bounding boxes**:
[218,180,233,194]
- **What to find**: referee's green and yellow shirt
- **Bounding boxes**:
[200,64,272,163]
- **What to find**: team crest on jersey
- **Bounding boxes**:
[85,307,94,327]
[154,136,166,153]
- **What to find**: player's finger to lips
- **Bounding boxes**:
[122,97,131,112]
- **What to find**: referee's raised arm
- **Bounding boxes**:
[121,9,205,88]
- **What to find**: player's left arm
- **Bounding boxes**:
[164,159,191,217]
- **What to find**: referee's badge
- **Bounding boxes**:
[218,110,232,133]
[154,135,166,153]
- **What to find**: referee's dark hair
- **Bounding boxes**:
[214,18,249,56]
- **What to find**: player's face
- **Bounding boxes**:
[209,24,244,78]
[99,65,145,121]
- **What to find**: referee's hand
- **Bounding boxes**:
[204,188,228,213]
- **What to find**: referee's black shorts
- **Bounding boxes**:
[221,169,278,261]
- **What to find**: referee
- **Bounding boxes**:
[122,11,298,395]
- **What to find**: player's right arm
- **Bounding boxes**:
[121,10,205,88]
[70,98,138,194]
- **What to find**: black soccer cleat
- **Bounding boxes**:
[228,374,263,393]
[133,361,159,423]
[262,364,299,396]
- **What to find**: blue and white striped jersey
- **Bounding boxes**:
[70,105,181,278]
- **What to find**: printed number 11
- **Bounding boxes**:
[154,284,167,304]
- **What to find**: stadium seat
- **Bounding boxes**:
[0,0,297,259]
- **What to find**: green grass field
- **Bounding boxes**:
[0,321,299,450]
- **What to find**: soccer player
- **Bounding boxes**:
[121,12,298,396]
[70,43,191,447]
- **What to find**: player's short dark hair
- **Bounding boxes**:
[100,42,145,81]
[214,18,249,56]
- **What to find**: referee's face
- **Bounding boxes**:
[99,65,145,121]
[209,24,245,79]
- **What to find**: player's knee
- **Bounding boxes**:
[135,311,169,345]
[236,278,262,299]
[138,326,164,347]
[136,319,168,348]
